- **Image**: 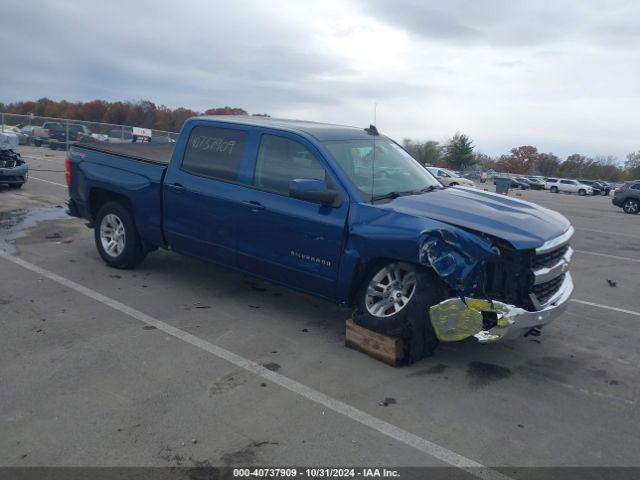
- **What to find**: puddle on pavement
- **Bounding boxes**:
[0,206,71,254]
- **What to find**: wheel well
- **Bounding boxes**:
[89,188,133,221]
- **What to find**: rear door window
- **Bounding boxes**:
[253,134,327,196]
[182,126,248,182]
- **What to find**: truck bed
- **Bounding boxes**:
[75,141,175,165]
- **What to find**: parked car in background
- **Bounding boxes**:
[48,124,92,150]
[612,181,640,214]
[0,132,28,189]
[20,125,39,145]
[1,125,28,145]
[32,122,62,147]
[577,179,612,196]
[599,181,614,195]
[548,179,593,196]
[575,179,602,195]
[495,177,529,190]
[426,167,475,187]
[91,133,109,143]
[107,129,134,143]
[520,177,545,190]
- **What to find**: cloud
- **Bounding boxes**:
[1,0,639,159]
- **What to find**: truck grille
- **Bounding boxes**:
[532,273,566,305]
[531,244,569,269]
[483,232,572,311]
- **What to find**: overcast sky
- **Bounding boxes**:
[2,0,639,160]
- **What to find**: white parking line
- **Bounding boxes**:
[23,154,65,164]
[0,252,509,480]
[572,299,640,317]
[574,249,640,264]
[576,228,638,238]
[28,176,67,188]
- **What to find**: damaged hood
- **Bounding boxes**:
[380,187,570,250]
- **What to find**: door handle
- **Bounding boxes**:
[241,200,265,211]
[167,183,185,193]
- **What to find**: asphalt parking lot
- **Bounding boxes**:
[1,146,639,471]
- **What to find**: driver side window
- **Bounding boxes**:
[253,134,327,196]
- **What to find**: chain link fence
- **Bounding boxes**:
[0,112,179,150]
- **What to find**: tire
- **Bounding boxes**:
[578,189,586,196]
[353,262,446,360]
[8,184,23,189]
[520,185,526,190]
[34,140,42,147]
[449,182,458,186]
[623,199,639,214]
[550,186,559,193]
[94,201,146,268]
[50,143,58,150]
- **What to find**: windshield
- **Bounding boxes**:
[323,138,441,200]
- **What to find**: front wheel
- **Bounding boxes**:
[578,189,586,196]
[550,186,559,193]
[353,262,446,360]
[623,199,639,214]
[94,202,146,268]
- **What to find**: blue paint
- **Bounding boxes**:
[67,116,571,305]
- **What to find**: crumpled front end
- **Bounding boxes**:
[430,273,573,343]
[425,227,575,343]
[418,227,501,296]
[0,149,28,185]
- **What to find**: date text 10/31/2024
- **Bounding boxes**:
[233,468,401,478]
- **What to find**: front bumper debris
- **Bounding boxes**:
[429,273,573,343]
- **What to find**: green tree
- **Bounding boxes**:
[444,133,475,170]
[402,139,442,166]
[626,151,640,179]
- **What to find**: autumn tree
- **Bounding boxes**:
[497,145,540,174]
[1,98,252,132]
[205,106,248,115]
[557,154,590,178]
[534,153,560,176]
[444,133,475,170]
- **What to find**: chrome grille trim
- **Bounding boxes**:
[533,246,573,285]
[535,226,574,254]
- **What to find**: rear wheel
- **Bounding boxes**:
[34,139,42,147]
[354,262,446,360]
[8,184,23,189]
[623,199,639,214]
[94,202,146,268]
[550,186,559,193]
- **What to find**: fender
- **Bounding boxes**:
[336,203,502,304]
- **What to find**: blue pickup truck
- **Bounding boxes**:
[66,116,574,360]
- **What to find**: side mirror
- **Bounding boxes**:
[289,178,339,206]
